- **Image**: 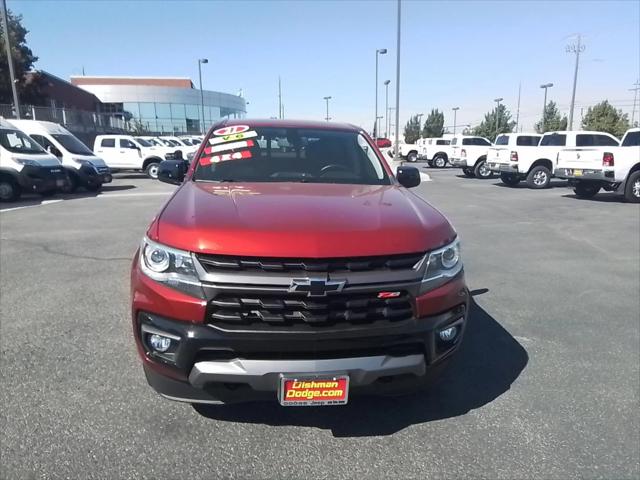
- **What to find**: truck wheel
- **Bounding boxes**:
[61,173,78,194]
[145,162,160,179]
[462,167,475,177]
[526,165,551,189]
[433,155,447,168]
[500,173,520,186]
[0,178,20,202]
[573,182,600,199]
[426,160,434,168]
[407,151,418,163]
[473,159,492,179]
[85,183,102,193]
[624,171,640,203]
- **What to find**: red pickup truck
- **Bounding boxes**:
[131,119,469,406]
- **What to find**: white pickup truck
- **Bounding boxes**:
[488,130,620,189]
[416,135,454,168]
[449,136,493,178]
[555,127,639,202]
[398,142,420,162]
[486,132,541,185]
[94,135,170,179]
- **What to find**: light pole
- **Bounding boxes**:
[323,96,332,122]
[375,48,387,138]
[566,34,585,130]
[1,0,20,119]
[376,116,383,138]
[629,80,640,127]
[393,0,401,158]
[540,83,553,131]
[416,113,423,138]
[494,98,503,138]
[452,107,460,135]
[197,58,208,134]
[384,80,391,137]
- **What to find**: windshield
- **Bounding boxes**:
[622,131,640,147]
[0,128,47,154]
[193,127,390,185]
[134,138,153,147]
[51,134,94,155]
[168,139,180,146]
[495,135,509,145]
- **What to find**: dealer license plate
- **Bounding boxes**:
[278,375,349,406]
[573,169,583,176]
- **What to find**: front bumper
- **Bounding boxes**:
[450,158,467,167]
[17,165,68,193]
[133,270,469,404]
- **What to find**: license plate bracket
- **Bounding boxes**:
[278,374,349,406]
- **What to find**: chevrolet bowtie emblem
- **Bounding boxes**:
[289,278,346,297]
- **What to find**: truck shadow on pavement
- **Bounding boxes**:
[193,297,529,437]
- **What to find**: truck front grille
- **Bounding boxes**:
[207,291,413,330]
[196,252,425,273]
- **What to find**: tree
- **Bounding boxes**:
[535,101,568,133]
[0,9,45,105]
[581,100,630,138]
[421,108,444,138]
[472,104,515,142]
[403,114,421,144]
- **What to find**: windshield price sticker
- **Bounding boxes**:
[199,149,252,166]
[203,139,255,155]
[212,125,250,136]
[279,376,349,406]
[208,130,258,146]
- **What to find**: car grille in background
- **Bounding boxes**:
[196,252,425,273]
[207,291,413,330]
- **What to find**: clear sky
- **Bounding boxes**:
[8,0,640,133]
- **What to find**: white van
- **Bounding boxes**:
[0,118,69,201]
[9,120,111,192]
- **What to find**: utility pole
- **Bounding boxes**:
[515,82,521,132]
[393,0,401,158]
[374,48,387,139]
[452,107,460,135]
[416,112,423,138]
[278,76,283,119]
[384,80,391,137]
[1,0,21,119]
[494,97,503,138]
[630,80,640,127]
[540,83,553,131]
[566,34,585,130]
[197,58,208,134]
[323,96,332,122]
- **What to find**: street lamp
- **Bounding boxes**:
[374,48,387,139]
[384,80,391,137]
[416,113,424,138]
[376,116,383,138]
[494,97,503,137]
[323,96,332,122]
[197,58,208,134]
[540,83,554,131]
[452,107,460,135]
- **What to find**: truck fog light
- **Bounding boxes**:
[438,326,458,342]
[149,334,172,352]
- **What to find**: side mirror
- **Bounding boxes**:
[396,166,421,188]
[158,160,188,185]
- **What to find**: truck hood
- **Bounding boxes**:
[154,181,456,257]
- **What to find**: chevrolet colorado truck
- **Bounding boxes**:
[555,128,640,202]
[488,130,619,189]
[449,135,493,178]
[131,119,469,406]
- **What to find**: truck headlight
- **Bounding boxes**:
[421,239,462,291]
[139,237,204,298]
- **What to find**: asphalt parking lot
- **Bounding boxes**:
[1,168,638,479]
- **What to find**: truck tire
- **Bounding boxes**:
[433,155,447,168]
[526,165,551,189]
[145,162,160,179]
[473,159,492,179]
[85,182,102,193]
[500,173,520,186]
[407,151,418,163]
[0,178,20,202]
[61,173,78,194]
[624,171,640,203]
[573,182,600,199]
[462,167,475,177]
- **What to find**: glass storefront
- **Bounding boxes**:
[110,101,244,134]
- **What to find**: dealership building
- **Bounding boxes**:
[70,76,247,134]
